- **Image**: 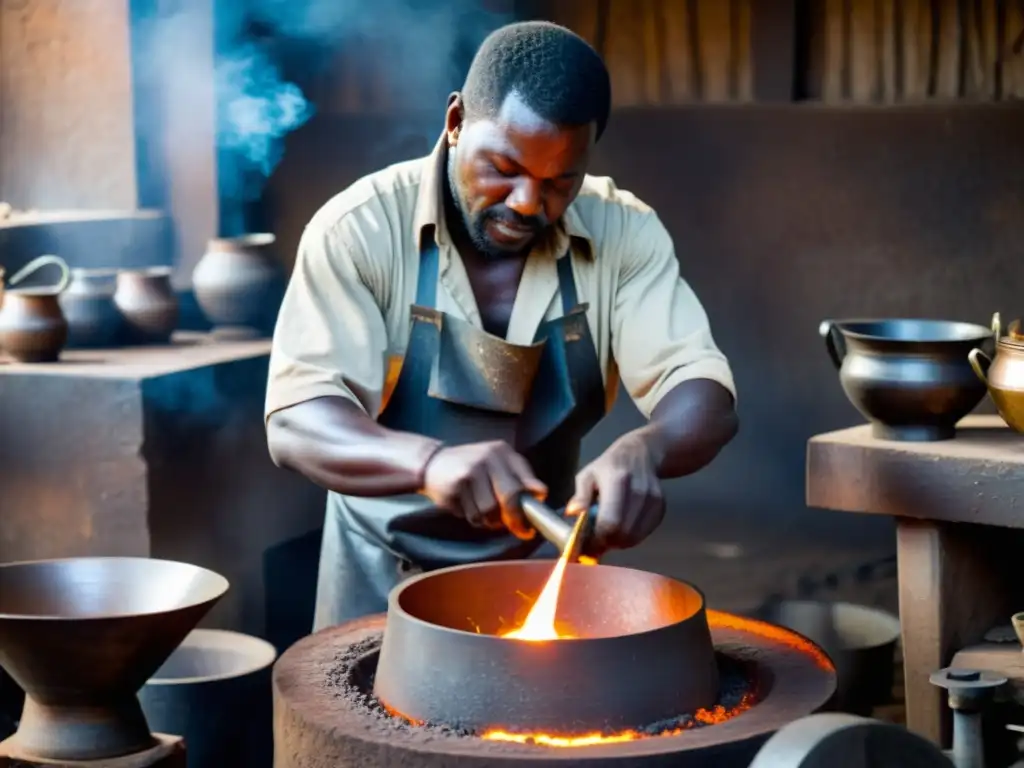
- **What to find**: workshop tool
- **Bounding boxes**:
[931,667,1008,768]
[519,494,598,562]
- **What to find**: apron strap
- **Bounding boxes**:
[556,249,578,315]
[416,230,441,308]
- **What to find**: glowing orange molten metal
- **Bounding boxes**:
[499,513,593,641]
[499,551,575,641]
[480,694,756,746]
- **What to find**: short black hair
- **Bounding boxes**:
[460,21,612,141]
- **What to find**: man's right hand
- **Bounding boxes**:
[421,441,547,540]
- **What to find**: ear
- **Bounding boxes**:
[445,92,465,145]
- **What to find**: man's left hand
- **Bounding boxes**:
[567,433,666,555]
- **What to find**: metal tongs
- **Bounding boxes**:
[518,494,599,564]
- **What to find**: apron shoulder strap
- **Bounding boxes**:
[556,249,579,315]
[416,230,441,308]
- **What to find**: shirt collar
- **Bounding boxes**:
[413,129,594,259]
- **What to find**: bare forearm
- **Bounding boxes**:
[630,378,738,479]
[266,396,442,496]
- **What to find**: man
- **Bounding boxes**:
[266,21,738,631]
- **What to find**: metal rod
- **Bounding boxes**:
[518,495,596,562]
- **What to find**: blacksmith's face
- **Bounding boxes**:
[445,90,594,258]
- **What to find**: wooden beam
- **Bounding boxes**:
[751,0,798,101]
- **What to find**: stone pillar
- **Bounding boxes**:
[0,0,220,287]
[131,0,219,286]
[0,0,137,209]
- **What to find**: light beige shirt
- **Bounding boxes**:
[266,135,735,424]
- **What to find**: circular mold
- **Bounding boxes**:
[373,562,719,733]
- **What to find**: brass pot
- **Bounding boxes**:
[0,255,71,363]
[969,312,1024,432]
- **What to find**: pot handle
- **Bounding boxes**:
[968,348,991,385]
[819,320,845,370]
[7,254,71,294]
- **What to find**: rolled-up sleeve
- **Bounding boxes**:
[611,212,736,418]
[265,217,389,421]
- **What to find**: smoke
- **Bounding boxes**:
[137,0,514,235]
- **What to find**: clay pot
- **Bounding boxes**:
[820,318,992,442]
[114,267,179,345]
[0,255,71,363]
[754,599,901,716]
[139,629,276,768]
[969,312,1024,433]
[192,233,284,337]
[59,268,123,348]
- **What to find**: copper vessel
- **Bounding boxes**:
[0,255,71,363]
[114,266,179,345]
[969,312,1024,432]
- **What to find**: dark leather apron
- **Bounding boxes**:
[312,231,606,630]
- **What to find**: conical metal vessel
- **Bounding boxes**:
[0,557,229,760]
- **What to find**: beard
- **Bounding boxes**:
[446,152,546,260]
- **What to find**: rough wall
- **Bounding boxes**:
[263,103,1024,560]
[0,0,137,209]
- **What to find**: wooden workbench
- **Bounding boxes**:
[807,415,1024,746]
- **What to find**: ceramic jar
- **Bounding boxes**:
[0,255,71,363]
[192,233,285,337]
[59,268,123,348]
[114,267,179,345]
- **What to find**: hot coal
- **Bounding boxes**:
[322,633,758,744]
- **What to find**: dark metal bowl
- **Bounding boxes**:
[0,557,228,761]
[820,318,994,441]
[373,561,719,734]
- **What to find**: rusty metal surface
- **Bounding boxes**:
[427,313,545,414]
[373,562,720,733]
[0,558,228,761]
[272,612,836,768]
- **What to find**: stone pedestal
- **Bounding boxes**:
[807,415,1024,747]
[0,333,325,641]
[0,734,185,768]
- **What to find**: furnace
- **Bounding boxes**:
[273,562,837,767]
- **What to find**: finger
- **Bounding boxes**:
[622,475,651,543]
[457,482,487,528]
[567,471,597,517]
[505,452,548,501]
[469,469,503,529]
[633,491,666,544]
[488,464,535,540]
[592,473,629,551]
